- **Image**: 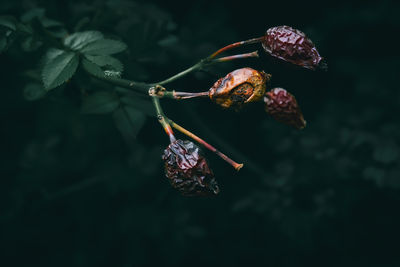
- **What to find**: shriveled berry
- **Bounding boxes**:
[264,88,306,129]
[162,139,219,196]
[262,26,324,70]
[209,68,270,109]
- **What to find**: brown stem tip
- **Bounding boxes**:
[234,163,244,171]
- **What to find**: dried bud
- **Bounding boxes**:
[262,26,324,70]
[209,68,270,109]
[162,139,219,196]
[264,88,306,129]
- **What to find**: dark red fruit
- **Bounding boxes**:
[262,25,324,70]
[209,68,270,109]
[162,139,219,196]
[264,88,306,129]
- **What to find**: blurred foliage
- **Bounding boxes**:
[1,0,400,266]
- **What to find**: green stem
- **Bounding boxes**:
[87,72,150,95]
[153,60,207,86]
[153,46,261,86]
[150,91,176,143]
[86,41,262,92]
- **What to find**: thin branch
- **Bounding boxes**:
[208,37,264,59]
[150,87,176,143]
[166,118,243,171]
[213,51,259,62]
[86,71,150,95]
[150,85,209,100]
[153,44,262,86]
[152,60,206,86]
[184,106,268,178]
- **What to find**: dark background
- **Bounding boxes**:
[1,0,400,266]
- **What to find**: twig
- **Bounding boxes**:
[153,48,262,86]
[150,87,176,143]
[208,37,264,59]
[184,106,268,177]
[166,118,243,171]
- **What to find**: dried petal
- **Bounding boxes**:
[162,139,219,196]
[264,88,306,129]
[209,68,270,109]
[262,26,324,70]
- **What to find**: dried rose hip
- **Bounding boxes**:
[209,67,270,109]
[162,139,219,196]
[262,25,324,70]
[264,88,306,129]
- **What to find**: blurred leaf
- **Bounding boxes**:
[42,49,79,90]
[16,23,33,35]
[84,54,123,72]
[81,91,119,114]
[373,143,399,164]
[21,36,43,52]
[20,8,45,23]
[363,166,385,186]
[23,83,47,101]
[63,31,104,51]
[113,106,146,140]
[119,95,155,117]
[73,17,91,32]
[157,34,178,47]
[40,17,63,28]
[0,36,6,52]
[46,27,68,39]
[0,20,17,53]
[0,16,17,31]
[80,39,127,55]
[23,69,42,82]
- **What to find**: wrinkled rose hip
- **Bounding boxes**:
[162,139,219,196]
[209,67,270,109]
[264,88,306,129]
[262,25,324,70]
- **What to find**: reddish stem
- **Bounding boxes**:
[173,91,209,100]
[213,51,259,62]
[208,37,264,59]
[167,119,243,171]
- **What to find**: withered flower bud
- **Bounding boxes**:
[162,139,219,196]
[262,26,324,70]
[209,67,270,109]
[264,88,306,130]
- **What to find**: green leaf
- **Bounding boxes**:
[84,54,123,72]
[44,48,64,61]
[0,16,17,31]
[81,91,120,114]
[42,49,79,90]
[23,83,47,101]
[80,39,127,55]
[63,31,104,51]
[113,106,146,140]
[81,57,104,78]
